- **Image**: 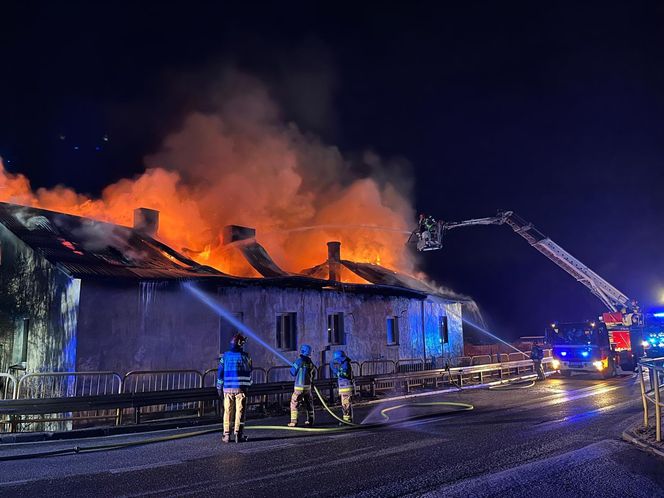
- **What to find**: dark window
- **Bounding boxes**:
[387,317,399,346]
[276,313,297,351]
[327,313,345,345]
[13,318,29,365]
[440,316,449,344]
[219,312,243,354]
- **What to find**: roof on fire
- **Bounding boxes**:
[0,202,467,301]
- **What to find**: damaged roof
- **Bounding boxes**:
[0,202,465,301]
[301,258,470,302]
[0,202,224,280]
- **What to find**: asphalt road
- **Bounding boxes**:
[1,373,663,497]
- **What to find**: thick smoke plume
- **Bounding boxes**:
[0,72,417,280]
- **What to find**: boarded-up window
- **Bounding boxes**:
[440,316,449,344]
[276,313,297,351]
[387,317,399,345]
[219,312,244,354]
[327,313,345,345]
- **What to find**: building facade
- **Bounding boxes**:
[0,202,464,377]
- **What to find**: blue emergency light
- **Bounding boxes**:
[581,351,590,358]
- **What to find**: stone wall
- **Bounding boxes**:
[0,224,80,375]
[76,281,464,376]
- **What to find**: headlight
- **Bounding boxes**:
[641,341,650,348]
[593,361,604,371]
[551,359,560,369]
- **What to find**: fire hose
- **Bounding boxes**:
[0,386,473,461]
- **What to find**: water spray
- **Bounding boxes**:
[183,282,292,366]
[183,281,474,431]
[446,307,526,355]
[263,224,413,236]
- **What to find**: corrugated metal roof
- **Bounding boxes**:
[236,241,289,278]
[0,202,459,300]
[0,202,226,280]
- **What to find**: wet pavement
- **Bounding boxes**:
[1,373,663,497]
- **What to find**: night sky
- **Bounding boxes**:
[1,2,663,340]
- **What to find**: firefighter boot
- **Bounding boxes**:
[222,433,231,443]
[235,431,248,443]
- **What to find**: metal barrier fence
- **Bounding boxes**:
[17,371,122,399]
[13,372,122,430]
[637,356,664,442]
[201,367,269,415]
[360,360,395,376]
[471,355,493,366]
[0,373,17,432]
[0,372,17,400]
[0,355,553,433]
[122,370,203,423]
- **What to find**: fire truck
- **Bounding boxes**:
[409,210,644,376]
[641,309,664,358]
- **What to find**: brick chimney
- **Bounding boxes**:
[223,225,256,245]
[133,208,159,237]
[327,241,341,282]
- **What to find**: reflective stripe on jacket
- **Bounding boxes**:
[290,355,316,388]
[332,357,353,391]
[217,349,252,391]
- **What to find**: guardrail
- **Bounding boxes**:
[0,373,17,401]
[10,372,122,431]
[17,371,122,399]
[121,370,203,424]
[0,356,551,433]
[637,356,664,442]
[0,373,17,432]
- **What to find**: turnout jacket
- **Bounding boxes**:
[217,347,252,392]
[290,355,316,390]
[331,357,354,393]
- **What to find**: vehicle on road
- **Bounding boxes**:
[546,320,628,378]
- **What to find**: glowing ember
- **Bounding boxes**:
[59,238,84,256]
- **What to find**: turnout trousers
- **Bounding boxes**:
[339,387,353,423]
[290,387,315,424]
[223,391,247,435]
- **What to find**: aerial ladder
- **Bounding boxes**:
[409,210,639,318]
[409,210,646,372]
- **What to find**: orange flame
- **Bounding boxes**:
[0,79,418,282]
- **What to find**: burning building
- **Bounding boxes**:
[0,201,465,376]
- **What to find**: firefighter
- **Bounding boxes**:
[418,214,436,235]
[216,333,252,443]
[331,350,354,424]
[531,342,546,381]
[288,344,316,427]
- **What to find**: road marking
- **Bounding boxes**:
[0,479,40,487]
[237,441,295,454]
[109,460,183,474]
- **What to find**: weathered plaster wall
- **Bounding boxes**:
[0,224,80,374]
[76,281,463,376]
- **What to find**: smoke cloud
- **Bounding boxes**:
[0,70,417,279]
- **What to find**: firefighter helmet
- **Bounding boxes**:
[230,333,247,348]
[333,350,346,360]
[300,344,312,356]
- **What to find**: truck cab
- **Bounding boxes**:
[547,321,619,378]
[641,310,664,358]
